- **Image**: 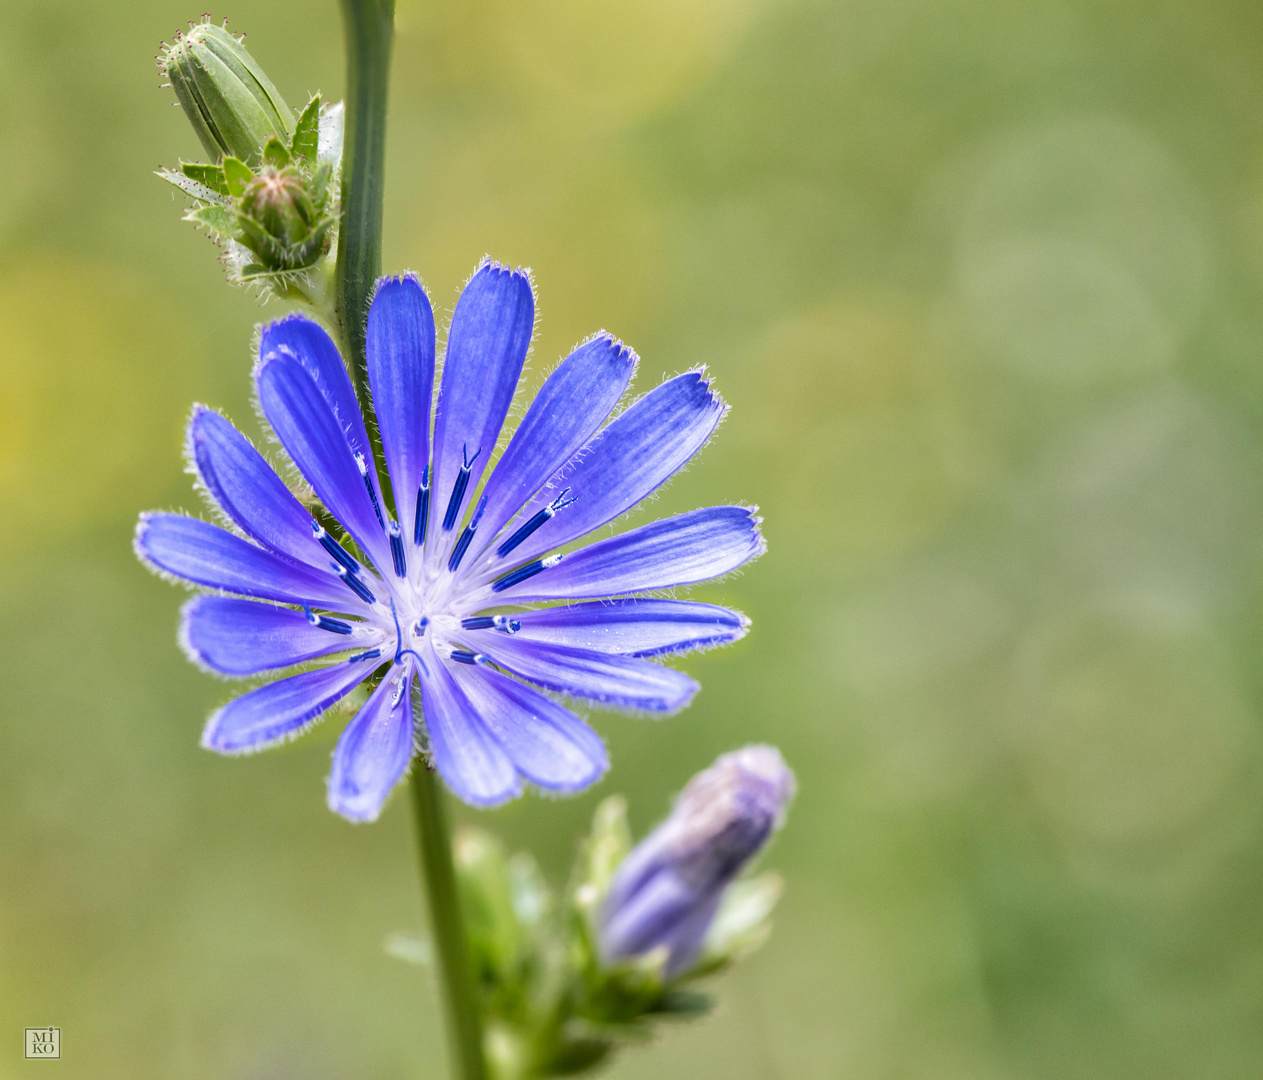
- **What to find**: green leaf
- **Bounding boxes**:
[651,989,714,1017]
[262,136,291,169]
[184,205,242,239]
[572,796,632,917]
[157,168,230,207]
[178,162,229,197]
[222,156,254,197]
[292,94,321,166]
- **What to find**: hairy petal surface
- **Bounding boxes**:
[450,664,607,790]
[366,275,436,536]
[328,665,415,822]
[481,506,764,603]
[181,596,361,675]
[468,333,635,564]
[187,407,326,570]
[256,354,392,571]
[201,661,372,753]
[490,599,750,657]
[136,513,360,610]
[479,636,698,713]
[417,643,520,806]
[482,370,724,571]
[428,262,534,553]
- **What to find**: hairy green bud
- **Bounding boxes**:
[159,20,292,164]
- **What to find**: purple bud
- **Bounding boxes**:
[599,744,794,977]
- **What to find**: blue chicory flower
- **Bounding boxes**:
[599,744,794,977]
[135,261,764,821]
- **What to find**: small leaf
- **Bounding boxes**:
[651,989,714,1017]
[222,156,254,197]
[178,162,229,196]
[157,167,230,206]
[292,94,321,165]
[262,136,291,168]
[185,205,242,239]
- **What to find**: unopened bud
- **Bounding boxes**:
[160,20,293,164]
[599,745,794,978]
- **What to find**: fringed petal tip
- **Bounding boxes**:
[470,255,535,293]
[371,270,426,300]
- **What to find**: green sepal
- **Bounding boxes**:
[262,135,291,168]
[690,872,782,976]
[292,94,321,166]
[572,796,632,916]
[222,156,253,197]
[157,167,230,206]
[649,989,714,1017]
[178,162,229,196]
[184,205,242,240]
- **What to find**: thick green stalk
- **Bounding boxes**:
[336,0,394,396]
[411,766,490,1080]
[335,5,487,1078]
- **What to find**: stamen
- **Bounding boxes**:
[390,675,410,708]
[390,599,428,667]
[413,467,430,545]
[490,553,564,594]
[355,451,386,531]
[415,617,428,637]
[334,563,377,605]
[495,489,575,558]
[302,605,354,635]
[312,520,360,575]
[389,518,407,578]
[447,494,488,572]
[448,649,487,666]
[459,615,521,634]
[442,444,482,531]
[348,647,382,663]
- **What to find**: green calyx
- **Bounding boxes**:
[159,20,292,165]
[443,798,784,1080]
[158,90,340,310]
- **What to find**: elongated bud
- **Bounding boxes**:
[598,745,794,978]
[159,20,293,164]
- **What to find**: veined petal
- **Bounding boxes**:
[449,664,607,791]
[366,276,436,539]
[477,636,698,713]
[256,353,392,572]
[259,315,375,469]
[482,370,724,570]
[428,262,534,554]
[328,664,415,822]
[201,660,372,754]
[465,333,635,566]
[417,643,520,806]
[478,506,764,603]
[478,599,749,657]
[187,406,325,570]
[135,513,361,610]
[181,596,365,675]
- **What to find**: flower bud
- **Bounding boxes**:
[160,21,293,164]
[599,745,794,978]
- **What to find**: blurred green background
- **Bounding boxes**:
[5,0,1263,1076]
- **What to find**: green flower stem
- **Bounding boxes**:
[335,0,394,397]
[411,765,490,1080]
[335,5,488,1078]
